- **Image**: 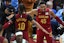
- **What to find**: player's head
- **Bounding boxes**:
[5,5,15,15]
[18,4,26,14]
[5,0,11,5]
[15,31,23,43]
[39,1,46,12]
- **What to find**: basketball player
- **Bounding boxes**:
[27,1,64,43]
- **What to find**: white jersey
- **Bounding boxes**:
[12,39,28,43]
[60,33,64,43]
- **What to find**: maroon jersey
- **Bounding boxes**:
[36,8,52,32]
[15,14,32,31]
[0,36,4,43]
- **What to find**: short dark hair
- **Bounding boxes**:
[0,24,3,32]
[39,1,46,5]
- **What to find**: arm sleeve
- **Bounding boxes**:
[2,21,12,29]
[55,16,64,26]
[27,15,33,21]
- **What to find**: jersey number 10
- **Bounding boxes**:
[18,22,25,30]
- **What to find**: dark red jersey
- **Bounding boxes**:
[0,36,4,43]
[36,8,52,32]
[15,14,32,31]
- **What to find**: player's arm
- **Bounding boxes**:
[27,15,49,34]
[32,20,49,34]
[6,13,14,20]
[26,9,38,16]
[3,20,13,29]
[3,14,14,29]
[50,10,64,26]
[3,38,8,43]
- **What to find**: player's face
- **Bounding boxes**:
[16,35,23,42]
[5,9,9,14]
[5,1,10,6]
[39,4,46,12]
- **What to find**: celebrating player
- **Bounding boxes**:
[15,4,49,41]
[27,1,64,43]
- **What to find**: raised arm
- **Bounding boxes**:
[50,10,64,26]
[26,9,38,17]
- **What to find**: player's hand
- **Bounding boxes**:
[49,32,52,37]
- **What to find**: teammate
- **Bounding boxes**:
[15,4,49,41]
[27,1,64,43]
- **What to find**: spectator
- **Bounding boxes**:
[11,31,28,43]
[59,25,64,43]
[0,24,8,43]
[56,3,64,20]
[11,0,18,13]
[46,1,57,14]
[1,0,11,12]
[1,0,12,23]
[1,5,15,43]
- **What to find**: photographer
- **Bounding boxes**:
[1,5,15,43]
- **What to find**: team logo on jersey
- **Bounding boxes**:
[45,12,49,15]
